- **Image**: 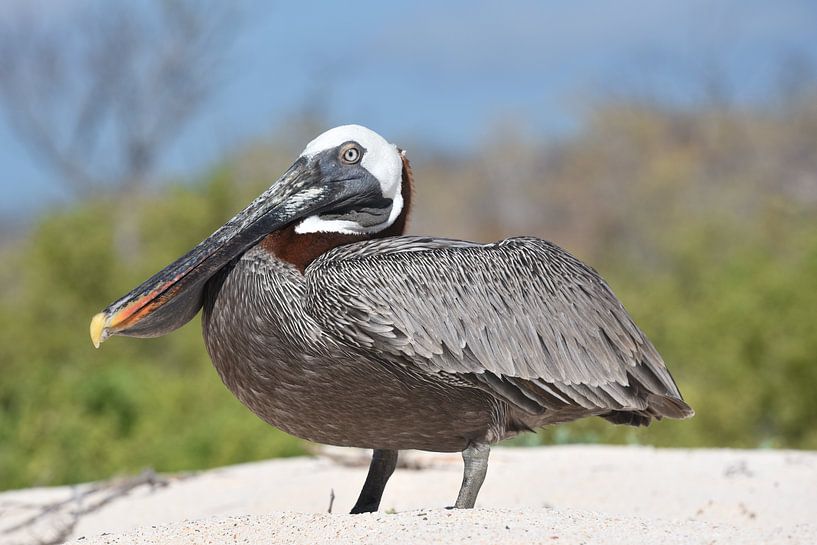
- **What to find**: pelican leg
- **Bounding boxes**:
[453,442,490,509]
[350,449,398,514]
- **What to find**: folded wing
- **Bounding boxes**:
[305,236,693,422]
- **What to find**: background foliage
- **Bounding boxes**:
[1,95,816,490]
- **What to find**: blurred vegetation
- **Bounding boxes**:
[2,95,817,490]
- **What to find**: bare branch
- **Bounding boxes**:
[0,0,242,197]
[0,468,181,545]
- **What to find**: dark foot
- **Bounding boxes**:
[350,449,398,514]
[453,442,490,509]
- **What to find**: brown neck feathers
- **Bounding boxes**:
[260,152,415,273]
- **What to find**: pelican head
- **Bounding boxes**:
[90,124,405,346]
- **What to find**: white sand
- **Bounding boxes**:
[1,446,814,544]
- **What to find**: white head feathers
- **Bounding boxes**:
[296,125,404,235]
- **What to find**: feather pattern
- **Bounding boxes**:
[306,235,693,420]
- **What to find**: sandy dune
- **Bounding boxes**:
[1,446,814,544]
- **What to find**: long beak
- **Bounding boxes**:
[90,157,329,347]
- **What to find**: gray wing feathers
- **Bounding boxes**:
[307,236,692,420]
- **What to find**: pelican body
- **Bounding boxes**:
[91,125,693,512]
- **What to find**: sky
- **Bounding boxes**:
[0,0,815,220]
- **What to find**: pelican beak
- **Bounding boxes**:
[90,312,107,349]
[90,156,337,347]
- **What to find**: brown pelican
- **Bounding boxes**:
[90,125,693,513]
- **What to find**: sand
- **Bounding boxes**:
[1,445,814,544]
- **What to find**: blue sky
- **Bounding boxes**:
[1,0,815,219]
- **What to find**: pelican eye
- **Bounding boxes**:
[340,144,362,164]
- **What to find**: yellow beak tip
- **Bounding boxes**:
[90,312,108,349]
